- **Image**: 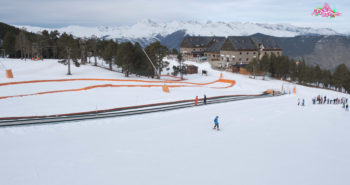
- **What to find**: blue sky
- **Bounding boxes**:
[0,0,348,33]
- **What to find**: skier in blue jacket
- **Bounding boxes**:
[213,116,219,130]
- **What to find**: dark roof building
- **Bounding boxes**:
[206,37,226,53]
[180,36,214,48]
[179,36,283,67]
[221,36,257,51]
[251,37,281,50]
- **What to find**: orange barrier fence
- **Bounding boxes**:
[0,78,228,87]
[0,78,236,100]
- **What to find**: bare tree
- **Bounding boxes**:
[66,47,72,75]
[79,38,87,65]
[17,29,28,60]
[87,36,98,66]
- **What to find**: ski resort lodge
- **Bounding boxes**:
[180,36,282,69]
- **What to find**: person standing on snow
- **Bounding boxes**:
[346,104,349,111]
[195,96,198,106]
[213,116,219,130]
[302,99,305,106]
[298,98,300,106]
[204,94,207,105]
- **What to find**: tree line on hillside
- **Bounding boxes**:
[0,26,180,78]
[246,53,350,93]
[1,23,348,93]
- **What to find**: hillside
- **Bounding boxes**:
[0,58,349,185]
[2,21,350,69]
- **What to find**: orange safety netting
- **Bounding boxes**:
[0,78,235,100]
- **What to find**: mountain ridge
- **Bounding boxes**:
[15,19,341,41]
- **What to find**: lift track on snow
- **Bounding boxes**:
[0,93,282,127]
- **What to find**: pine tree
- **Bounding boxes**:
[289,59,297,81]
[87,36,98,66]
[333,64,350,92]
[344,71,350,93]
[313,65,321,86]
[171,48,178,55]
[144,41,168,79]
[259,54,269,79]
[321,69,332,88]
[177,53,184,79]
[2,32,16,57]
[102,40,117,70]
[246,58,258,78]
[116,42,134,77]
[297,59,306,84]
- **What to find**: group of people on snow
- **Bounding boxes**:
[310,95,349,111]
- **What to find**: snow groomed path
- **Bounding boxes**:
[0,93,282,127]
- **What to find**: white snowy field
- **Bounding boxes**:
[0,93,349,185]
[1,58,277,117]
[0,58,349,185]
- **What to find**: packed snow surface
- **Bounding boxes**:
[0,58,273,117]
[0,58,349,185]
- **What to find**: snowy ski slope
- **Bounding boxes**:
[0,58,349,185]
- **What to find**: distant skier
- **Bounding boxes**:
[195,96,198,106]
[204,94,207,105]
[298,98,300,106]
[302,99,305,106]
[346,104,349,111]
[213,116,219,130]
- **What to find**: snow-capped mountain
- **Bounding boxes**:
[17,19,339,41]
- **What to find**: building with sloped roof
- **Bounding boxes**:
[204,37,226,62]
[219,36,258,68]
[180,36,214,58]
[179,36,282,69]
